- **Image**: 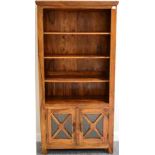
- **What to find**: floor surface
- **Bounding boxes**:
[37,142,119,155]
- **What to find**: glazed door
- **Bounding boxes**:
[47,108,75,146]
[79,108,109,146]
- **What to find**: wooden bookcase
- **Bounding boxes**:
[36,0,119,154]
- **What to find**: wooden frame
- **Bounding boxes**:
[36,0,118,8]
[37,5,47,154]
[79,108,109,145]
[36,0,118,154]
[108,7,117,153]
[47,108,76,145]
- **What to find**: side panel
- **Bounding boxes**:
[37,6,46,154]
[109,7,117,153]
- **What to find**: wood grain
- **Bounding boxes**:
[37,6,47,154]
[45,82,109,100]
[44,32,111,35]
[108,7,117,154]
[44,55,110,59]
[43,9,111,32]
[44,77,109,83]
[44,59,109,79]
[44,35,110,56]
[36,0,119,9]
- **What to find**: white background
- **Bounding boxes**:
[0,0,155,155]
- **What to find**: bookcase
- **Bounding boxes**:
[36,0,119,154]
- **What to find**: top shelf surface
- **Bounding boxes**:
[36,0,119,7]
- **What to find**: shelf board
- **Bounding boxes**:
[45,77,109,83]
[44,32,110,35]
[45,71,107,78]
[45,98,109,106]
[44,55,110,59]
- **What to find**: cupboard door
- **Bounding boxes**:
[47,108,75,145]
[79,108,109,145]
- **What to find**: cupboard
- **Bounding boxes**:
[36,0,119,153]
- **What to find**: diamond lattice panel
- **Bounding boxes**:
[82,113,104,139]
[51,113,72,139]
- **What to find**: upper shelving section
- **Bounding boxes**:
[43,9,111,33]
[43,9,111,57]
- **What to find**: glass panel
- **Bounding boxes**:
[54,114,68,123]
[51,113,72,139]
[51,117,58,136]
[82,113,103,139]
[96,116,103,136]
[85,130,100,139]
[64,116,72,136]
[86,114,100,123]
[82,117,90,135]
[55,130,69,139]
